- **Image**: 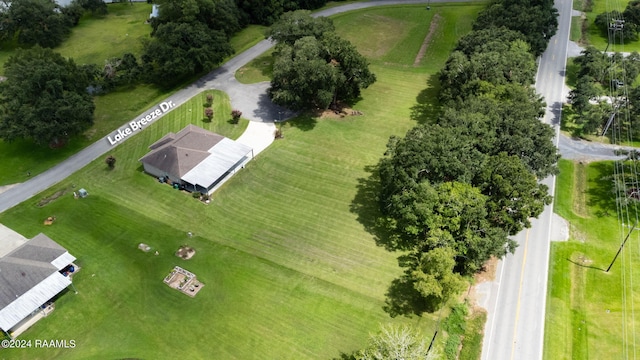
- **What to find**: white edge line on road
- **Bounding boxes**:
[484,253,506,359]
[537,0,572,356]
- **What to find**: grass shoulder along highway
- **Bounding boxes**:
[545,159,640,359]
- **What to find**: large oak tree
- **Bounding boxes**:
[0,47,95,146]
[268,11,375,110]
[2,0,73,48]
[141,22,232,87]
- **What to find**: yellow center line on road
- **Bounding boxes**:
[510,229,530,360]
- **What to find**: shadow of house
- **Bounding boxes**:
[139,124,253,194]
[0,233,76,338]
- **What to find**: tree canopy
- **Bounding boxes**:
[141,22,232,87]
[152,0,245,37]
[0,47,95,146]
[473,0,558,56]
[265,10,334,45]
[374,0,558,316]
[353,324,439,360]
[2,0,74,48]
[267,11,375,110]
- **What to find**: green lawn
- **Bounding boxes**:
[228,24,269,56]
[0,89,247,187]
[580,0,640,52]
[544,159,640,359]
[0,7,266,187]
[235,49,274,84]
[0,3,152,73]
[0,4,482,358]
[56,3,152,67]
[235,3,480,84]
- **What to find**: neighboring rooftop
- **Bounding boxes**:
[0,233,75,332]
[0,223,27,258]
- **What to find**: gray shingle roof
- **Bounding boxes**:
[0,233,75,331]
[140,125,226,178]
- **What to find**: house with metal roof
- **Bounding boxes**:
[0,233,76,337]
[139,125,253,194]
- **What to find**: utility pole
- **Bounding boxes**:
[426,307,444,354]
[606,220,637,272]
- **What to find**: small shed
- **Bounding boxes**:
[78,189,88,198]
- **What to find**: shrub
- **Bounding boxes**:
[231,109,242,123]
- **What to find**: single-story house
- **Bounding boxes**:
[0,233,76,336]
[139,124,253,194]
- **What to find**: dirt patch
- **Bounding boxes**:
[175,245,196,260]
[37,188,69,207]
[414,13,442,67]
[467,257,498,314]
[475,256,498,283]
[316,103,363,119]
[573,161,588,217]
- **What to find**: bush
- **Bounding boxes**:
[442,303,469,360]
[231,109,242,123]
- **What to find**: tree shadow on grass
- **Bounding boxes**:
[383,273,433,318]
[410,75,441,125]
[285,113,317,131]
[349,164,396,251]
[585,161,619,217]
[331,352,357,360]
[350,165,432,318]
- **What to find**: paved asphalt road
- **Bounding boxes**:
[0,0,631,357]
[0,0,481,215]
[479,0,622,359]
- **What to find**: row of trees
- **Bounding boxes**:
[568,46,640,137]
[376,0,559,315]
[266,11,376,110]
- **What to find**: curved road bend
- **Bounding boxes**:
[0,0,627,356]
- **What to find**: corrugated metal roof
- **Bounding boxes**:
[51,252,76,271]
[182,138,252,187]
[0,272,71,331]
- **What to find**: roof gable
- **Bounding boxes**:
[0,233,75,310]
[139,125,228,178]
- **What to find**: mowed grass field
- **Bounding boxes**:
[0,10,265,187]
[0,3,152,74]
[579,0,640,52]
[544,159,640,359]
[0,3,482,358]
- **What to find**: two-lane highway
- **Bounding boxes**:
[482,0,573,358]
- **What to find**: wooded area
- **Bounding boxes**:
[377,0,559,315]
